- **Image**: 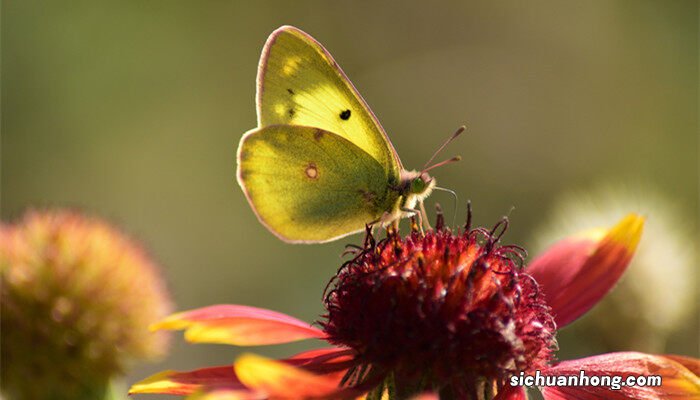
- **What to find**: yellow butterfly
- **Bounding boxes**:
[237,26,460,243]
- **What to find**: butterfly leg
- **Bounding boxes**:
[419,201,432,231]
[401,207,424,234]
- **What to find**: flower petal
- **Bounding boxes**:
[410,394,438,400]
[541,352,700,399]
[128,349,355,397]
[493,386,528,400]
[151,304,326,345]
[287,347,357,374]
[527,214,644,327]
[186,389,263,400]
[129,366,243,395]
[234,353,343,397]
[663,354,700,377]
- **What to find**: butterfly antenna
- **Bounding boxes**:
[434,186,458,228]
[423,156,462,173]
[422,125,466,171]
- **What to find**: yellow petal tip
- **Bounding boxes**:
[128,370,179,394]
[235,353,269,371]
[149,312,191,332]
[233,353,340,397]
[607,213,645,253]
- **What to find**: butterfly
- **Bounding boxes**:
[237,26,461,243]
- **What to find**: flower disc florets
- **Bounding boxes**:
[322,213,557,397]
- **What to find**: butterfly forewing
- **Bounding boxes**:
[256,26,402,180]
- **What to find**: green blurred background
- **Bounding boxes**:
[2,0,698,397]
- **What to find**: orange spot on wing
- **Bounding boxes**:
[305,163,318,179]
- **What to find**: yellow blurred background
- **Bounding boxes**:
[2,1,697,397]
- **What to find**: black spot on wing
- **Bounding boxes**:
[287,88,295,95]
[340,109,351,120]
[288,108,295,117]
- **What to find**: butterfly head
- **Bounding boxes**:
[410,172,435,196]
[400,170,436,206]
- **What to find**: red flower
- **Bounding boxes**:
[130,212,699,399]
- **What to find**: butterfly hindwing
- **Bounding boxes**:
[256,25,402,179]
[237,125,399,243]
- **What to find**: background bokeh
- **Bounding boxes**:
[3,1,698,398]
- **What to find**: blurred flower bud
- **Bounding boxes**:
[1,209,173,400]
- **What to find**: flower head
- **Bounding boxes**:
[130,209,700,399]
[1,209,173,400]
[321,214,556,397]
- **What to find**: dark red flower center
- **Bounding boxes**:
[321,213,557,398]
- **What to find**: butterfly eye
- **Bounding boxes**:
[410,176,428,194]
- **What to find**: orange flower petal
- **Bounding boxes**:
[128,349,356,398]
[541,352,700,399]
[493,386,527,400]
[287,347,356,374]
[662,354,700,377]
[151,304,325,346]
[528,214,644,327]
[186,388,264,400]
[234,353,344,398]
[287,347,353,361]
[129,366,242,395]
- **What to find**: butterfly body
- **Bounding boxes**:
[237,26,438,243]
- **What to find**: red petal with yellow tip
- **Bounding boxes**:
[493,386,528,400]
[129,366,243,395]
[527,214,644,327]
[151,305,325,346]
[234,353,346,398]
[128,349,355,397]
[541,352,700,399]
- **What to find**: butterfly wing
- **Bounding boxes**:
[256,25,402,180]
[237,125,398,243]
